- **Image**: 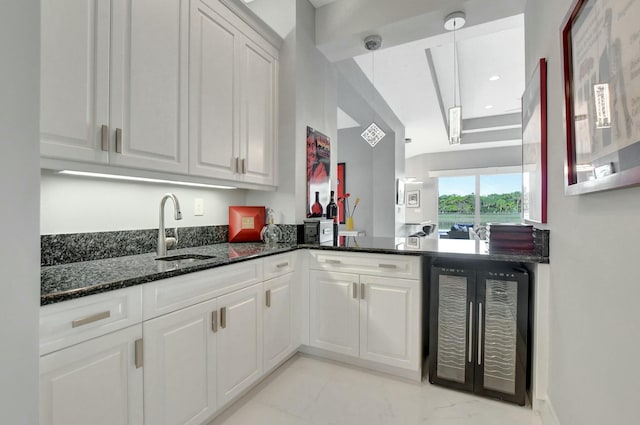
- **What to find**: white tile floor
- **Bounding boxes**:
[209,354,544,425]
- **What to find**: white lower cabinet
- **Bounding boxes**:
[309,270,359,357]
[39,325,143,425]
[359,275,420,370]
[309,268,421,371]
[142,298,218,425]
[142,282,263,424]
[263,273,294,372]
[216,282,263,407]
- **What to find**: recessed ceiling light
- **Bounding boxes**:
[489,75,500,81]
[485,105,494,109]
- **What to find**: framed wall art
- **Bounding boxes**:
[337,162,346,223]
[562,0,640,195]
[522,58,547,223]
[406,190,420,208]
[307,126,331,216]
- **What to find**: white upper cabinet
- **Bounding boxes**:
[41,0,279,188]
[40,0,110,163]
[109,0,189,173]
[189,0,278,186]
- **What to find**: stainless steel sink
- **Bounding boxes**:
[155,254,216,265]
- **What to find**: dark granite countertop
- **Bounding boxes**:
[41,237,548,306]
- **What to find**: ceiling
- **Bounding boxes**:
[349,14,525,158]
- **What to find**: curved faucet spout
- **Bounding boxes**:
[158,193,183,256]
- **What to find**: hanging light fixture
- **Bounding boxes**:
[361,34,386,147]
[444,12,465,145]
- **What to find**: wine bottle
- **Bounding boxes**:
[311,191,323,217]
[325,190,338,220]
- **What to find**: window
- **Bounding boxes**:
[438,173,522,236]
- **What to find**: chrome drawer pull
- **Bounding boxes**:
[360,283,365,299]
[276,262,289,268]
[101,124,109,151]
[220,307,227,329]
[352,282,358,299]
[115,128,122,153]
[211,310,218,333]
[71,310,111,328]
[266,289,272,307]
[378,263,397,269]
[325,259,341,264]
[135,338,143,368]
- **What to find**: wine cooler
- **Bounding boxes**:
[429,264,529,405]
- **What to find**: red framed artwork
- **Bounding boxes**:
[522,58,547,223]
[562,0,640,195]
[307,127,331,217]
[337,162,346,224]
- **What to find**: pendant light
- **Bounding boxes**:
[445,12,465,145]
[361,34,386,147]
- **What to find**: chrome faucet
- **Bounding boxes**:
[158,193,183,257]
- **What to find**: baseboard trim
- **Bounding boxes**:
[534,397,561,425]
[298,345,423,382]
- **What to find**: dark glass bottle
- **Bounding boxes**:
[311,191,323,217]
[325,190,338,220]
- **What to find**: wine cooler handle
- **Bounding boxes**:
[468,302,473,363]
[478,303,483,365]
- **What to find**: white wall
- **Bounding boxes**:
[41,171,247,234]
[0,1,40,423]
[526,1,640,424]
[294,0,338,221]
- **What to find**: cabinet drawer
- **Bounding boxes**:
[263,252,295,280]
[309,251,420,279]
[143,259,263,320]
[40,286,143,356]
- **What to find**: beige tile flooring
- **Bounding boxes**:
[209,354,544,425]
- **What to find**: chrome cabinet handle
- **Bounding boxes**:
[352,282,358,299]
[241,158,246,174]
[211,310,218,333]
[468,302,473,363]
[135,338,143,368]
[276,262,289,268]
[378,263,397,269]
[220,307,227,329]
[326,259,341,264]
[101,124,109,151]
[478,303,483,365]
[72,310,110,328]
[266,289,271,307]
[360,283,365,300]
[115,128,122,153]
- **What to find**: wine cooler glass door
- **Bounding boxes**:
[475,270,528,405]
[429,267,476,392]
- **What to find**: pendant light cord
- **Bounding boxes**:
[453,20,457,108]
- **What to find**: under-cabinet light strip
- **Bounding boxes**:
[58,170,237,190]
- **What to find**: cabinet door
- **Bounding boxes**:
[217,283,263,407]
[40,0,110,163]
[264,274,294,372]
[110,0,189,173]
[429,267,476,392]
[239,37,277,186]
[189,0,241,180]
[309,270,359,357]
[359,275,420,370]
[40,325,143,425]
[143,298,218,425]
[474,270,529,405]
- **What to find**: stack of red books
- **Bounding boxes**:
[488,224,534,253]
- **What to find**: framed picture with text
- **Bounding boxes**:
[562,0,640,195]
